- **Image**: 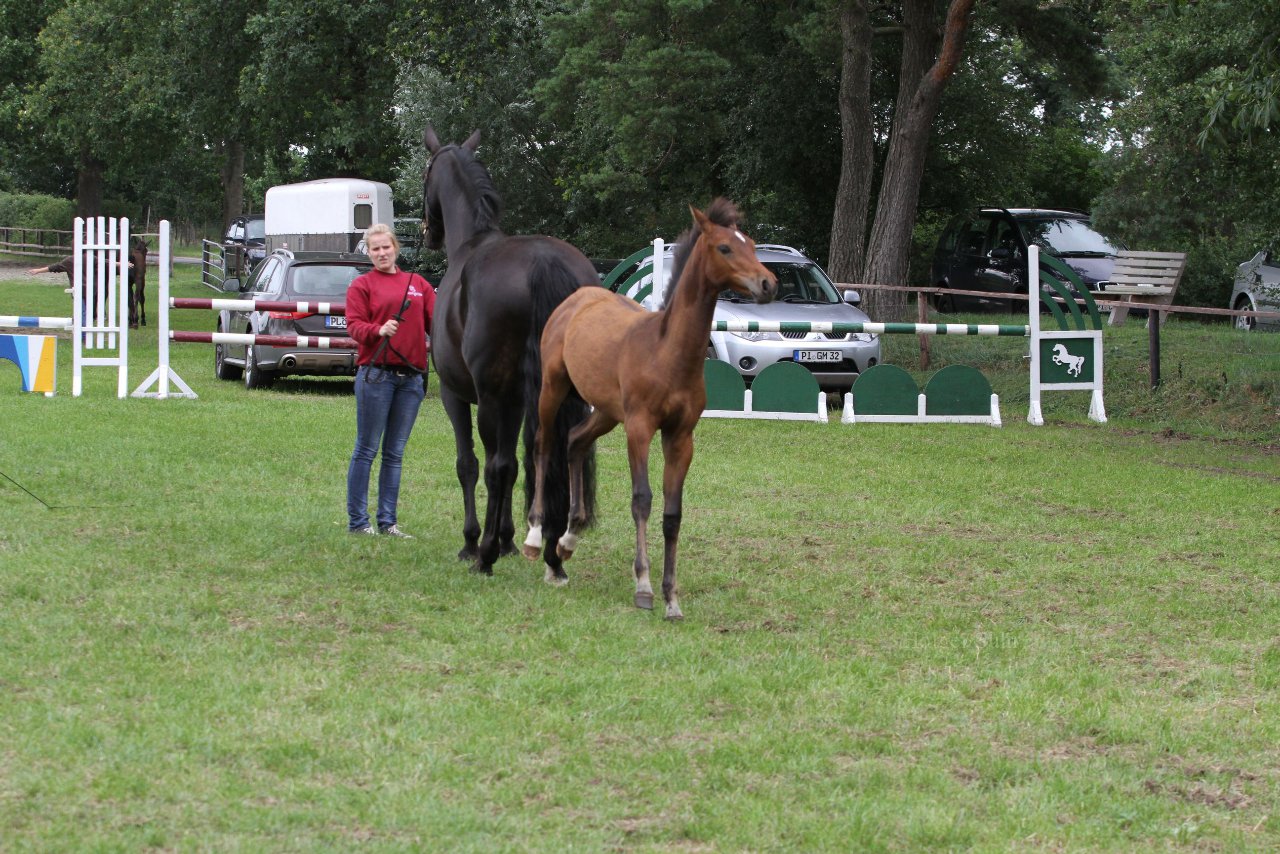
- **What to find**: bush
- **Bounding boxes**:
[0,191,75,233]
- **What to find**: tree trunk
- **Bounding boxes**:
[861,0,975,321]
[75,152,105,219]
[220,139,246,225]
[827,1,875,287]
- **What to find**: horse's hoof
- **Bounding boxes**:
[457,546,479,561]
[544,567,569,587]
[521,544,541,561]
[499,541,519,558]
[469,563,494,576]
[634,591,654,610]
[556,545,575,561]
[664,604,684,621]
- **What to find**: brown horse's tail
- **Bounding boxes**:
[522,252,596,531]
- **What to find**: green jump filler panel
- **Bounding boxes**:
[844,363,1001,426]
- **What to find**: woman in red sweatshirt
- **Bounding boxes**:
[345,223,435,537]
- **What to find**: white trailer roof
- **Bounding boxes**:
[264,178,394,235]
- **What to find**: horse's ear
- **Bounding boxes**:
[423,125,441,154]
[462,130,481,153]
[690,204,710,231]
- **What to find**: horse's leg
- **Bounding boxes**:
[658,429,695,621]
[624,417,659,611]
[440,386,481,561]
[523,362,570,562]
[139,278,146,327]
[557,408,618,563]
[474,392,523,575]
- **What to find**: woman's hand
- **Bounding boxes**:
[379,318,399,337]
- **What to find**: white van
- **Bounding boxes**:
[264,178,394,254]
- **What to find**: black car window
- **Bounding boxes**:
[245,218,265,241]
[959,218,987,255]
[1019,217,1122,256]
[989,218,1021,256]
[289,264,369,297]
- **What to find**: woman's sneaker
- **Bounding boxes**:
[379,524,414,539]
[349,525,376,535]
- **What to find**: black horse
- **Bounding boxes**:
[127,236,147,329]
[422,127,596,579]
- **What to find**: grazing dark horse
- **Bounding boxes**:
[526,199,776,619]
[127,236,147,328]
[422,126,597,578]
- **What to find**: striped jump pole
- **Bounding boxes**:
[170,331,358,350]
[711,320,1029,337]
[0,315,74,330]
[170,298,346,315]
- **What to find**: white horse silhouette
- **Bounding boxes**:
[1051,343,1085,377]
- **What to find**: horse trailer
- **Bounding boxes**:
[264,178,394,254]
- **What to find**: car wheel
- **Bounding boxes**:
[1234,298,1256,331]
[214,326,242,380]
[243,342,273,389]
[932,291,956,314]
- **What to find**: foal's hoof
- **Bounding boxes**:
[544,567,569,587]
[634,591,654,610]
[556,545,575,561]
[664,603,684,621]
[499,539,519,558]
[457,545,479,561]
[469,562,494,576]
[521,544,541,561]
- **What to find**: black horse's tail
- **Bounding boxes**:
[523,252,597,532]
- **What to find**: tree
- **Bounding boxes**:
[24,0,177,217]
[241,0,405,184]
[1094,0,1280,308]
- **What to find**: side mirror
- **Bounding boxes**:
[842,289,861,306]
[221,277,241,293]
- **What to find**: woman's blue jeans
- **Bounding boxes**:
[347,367,425,530]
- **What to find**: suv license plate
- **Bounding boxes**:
[325,316,347,329]
[795,349,841,363]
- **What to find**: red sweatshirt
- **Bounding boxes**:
[345,269,435,371]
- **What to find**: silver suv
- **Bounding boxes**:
[627,244,882,391]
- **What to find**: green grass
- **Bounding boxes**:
[1,262,1278,850]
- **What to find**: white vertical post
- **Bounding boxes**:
[1027,245,1044,426]
[72,216,84,396]
[651,238,665,308]
[132,220,196,399]
[116,217,129,397]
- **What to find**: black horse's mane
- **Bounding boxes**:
[663,198,740,305]
[434,144,504,234]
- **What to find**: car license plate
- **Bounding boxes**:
[325,316,347,329]
[794,349,841,363]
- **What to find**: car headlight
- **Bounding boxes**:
[730,330,780,342]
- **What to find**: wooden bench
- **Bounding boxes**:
[1102,250,1186,327]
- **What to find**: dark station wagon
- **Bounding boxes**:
[214,248,371,388]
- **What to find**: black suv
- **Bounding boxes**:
[930,208,1124,312]
[223,214,267,276]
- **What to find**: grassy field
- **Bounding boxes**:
[2,260,1278,850]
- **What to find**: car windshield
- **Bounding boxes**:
[720,262,839,303]
[1019,217,1121,256]
[245,218,265,241]
[289,264,368,296]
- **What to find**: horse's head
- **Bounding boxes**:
[690,199,776,304]
[422,125,488,251]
